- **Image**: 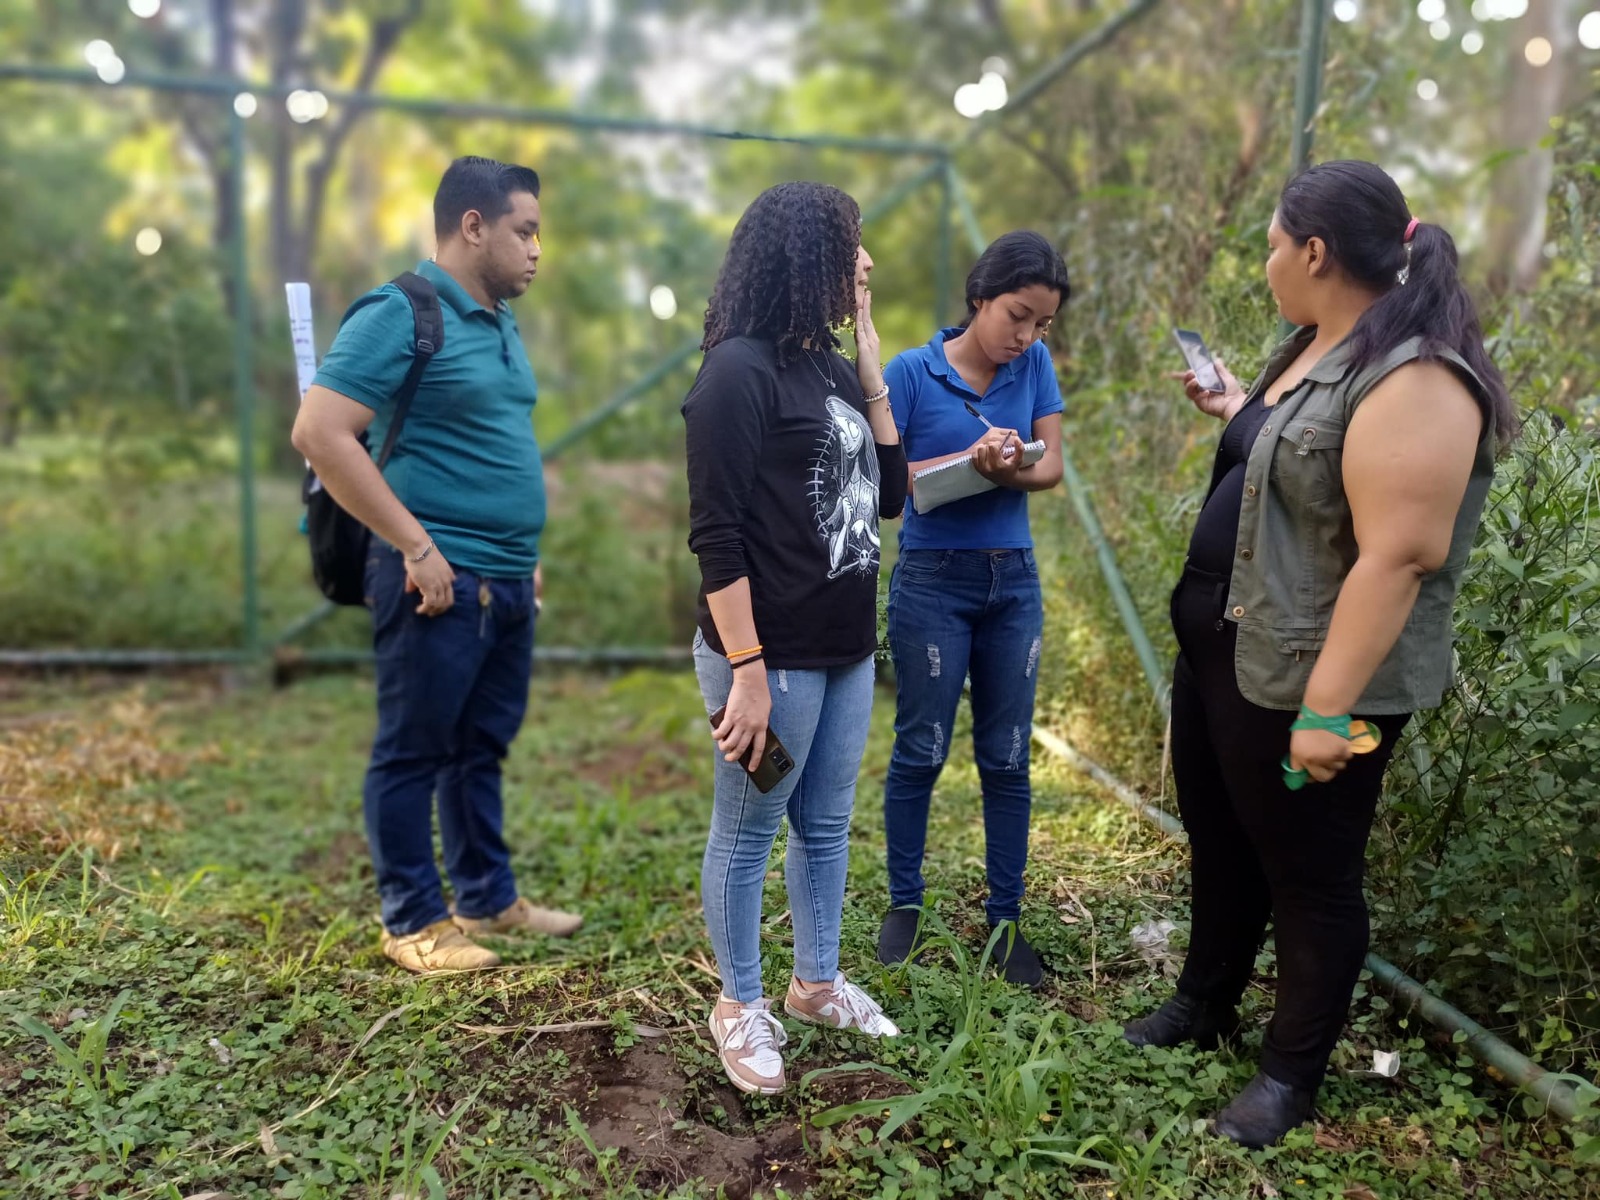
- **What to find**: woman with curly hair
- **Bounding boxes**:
[682,181,908,1095]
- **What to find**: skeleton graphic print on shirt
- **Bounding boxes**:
[809,396,882,579]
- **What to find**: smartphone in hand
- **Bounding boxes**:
[708,705,796,794]
[1172,327,1225,394]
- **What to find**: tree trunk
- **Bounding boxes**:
[1485,0,1572,294]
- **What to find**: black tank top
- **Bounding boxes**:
[1186,394,1273,576]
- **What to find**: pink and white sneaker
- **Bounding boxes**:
[708,996,789,1095]
[784,974,901,1038]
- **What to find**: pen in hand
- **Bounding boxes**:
[963,400,1018,459]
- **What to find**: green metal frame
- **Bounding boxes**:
[0,0,1162,670]
[0,76,957,670]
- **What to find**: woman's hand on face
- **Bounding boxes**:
[713,667,772,772]
[1170,359,1247,421]
[855,287,883,394]
[970,426,1023,482]
[1288,726,1354,785]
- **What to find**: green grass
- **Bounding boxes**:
[0,437,696,653]
[1,671,1594,1198]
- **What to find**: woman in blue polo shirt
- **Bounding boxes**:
[876,231,1069,987]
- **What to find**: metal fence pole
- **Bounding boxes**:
[947,169,988,258]
[1280,0,1330,341]
[935,160,954,328]
[1289,0,1330,176]
[1058,449,1171,709]
[0,64,947,157]
[230,103,260,656]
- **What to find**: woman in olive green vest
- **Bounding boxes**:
[1123,160,1517,1148]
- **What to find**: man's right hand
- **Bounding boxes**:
[404,544,457,616]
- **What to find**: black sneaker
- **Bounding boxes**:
[876,907,925,965]
[988,921,1045,989]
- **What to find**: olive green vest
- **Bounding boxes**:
[1222,327,1497,713]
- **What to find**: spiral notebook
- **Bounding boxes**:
[910,440,1046,514]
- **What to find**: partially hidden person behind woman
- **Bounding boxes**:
[875,231,1069,988]
[1123,160,1517,1148]
[682,181,909,1096]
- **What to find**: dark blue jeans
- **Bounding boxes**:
[363,544,535,935]
[884,548,1043,924]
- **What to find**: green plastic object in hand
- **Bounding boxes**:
[1282,706,1383,790]
[1282,757,1310,791]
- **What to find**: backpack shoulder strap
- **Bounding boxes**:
[373,271,445,469]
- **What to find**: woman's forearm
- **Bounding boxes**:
[1301,555,1426,716]
[705,578,761,655]
[865,397,899,446]
[1006,460,1063,492]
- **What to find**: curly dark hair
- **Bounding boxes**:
[701,181,861,368]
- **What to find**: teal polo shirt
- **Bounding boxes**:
[313,259,545,578]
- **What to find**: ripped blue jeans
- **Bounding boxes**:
[883,548,1043,924]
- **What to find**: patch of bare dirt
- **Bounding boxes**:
[575,1036,813,1200]
[572,725,698,795]
[483,1027,817,1199]
[292,829,370,878]
[0,695,212,858]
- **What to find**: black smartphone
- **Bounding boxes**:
[708,706,796,794]
[1172,327,1225,394]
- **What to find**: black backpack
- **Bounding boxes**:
[302,271,445,606]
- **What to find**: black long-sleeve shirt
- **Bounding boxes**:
[683,336,907,669]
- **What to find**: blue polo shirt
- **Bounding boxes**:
[313,259,545,578]
[887,328,1064,551]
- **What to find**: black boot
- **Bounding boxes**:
[1122,992,1242,1050]
[1213,1071,1315,1148]
[988,922,1045,989]
[876,907,926,966]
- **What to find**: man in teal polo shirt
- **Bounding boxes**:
[291,156,581,974]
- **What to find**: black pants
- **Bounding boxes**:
[1169,565,1409,1092]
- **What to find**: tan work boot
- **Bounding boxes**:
[381,920,500,974]
[451,896,583,939]
[708,996,788,1095]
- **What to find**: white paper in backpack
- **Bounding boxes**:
[910,439,1047,514]
[286,282,317,401]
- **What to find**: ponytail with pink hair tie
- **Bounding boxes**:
[1403,217,1420,243]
